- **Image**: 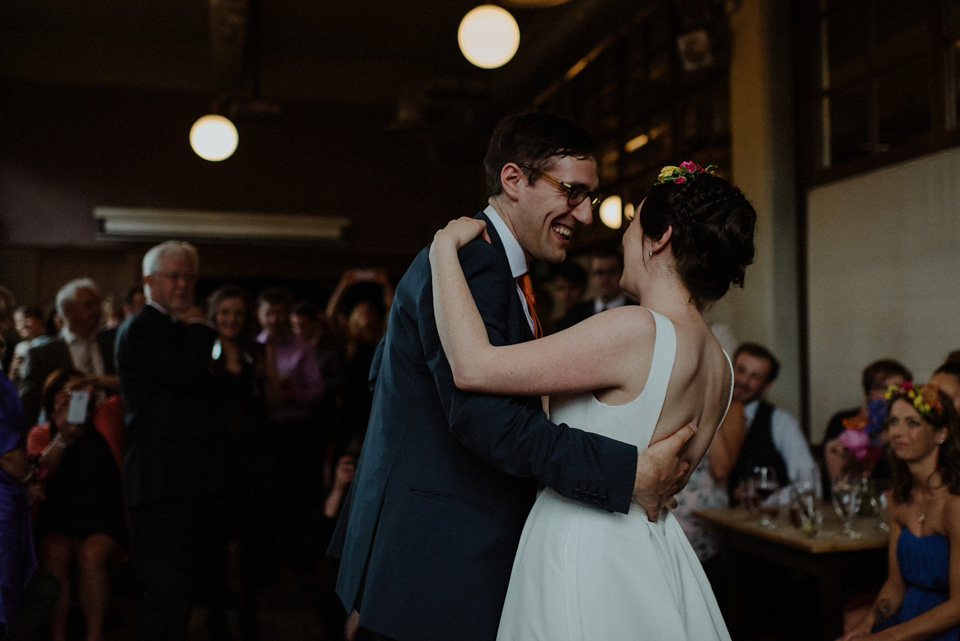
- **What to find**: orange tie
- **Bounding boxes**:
[518,273,543,339]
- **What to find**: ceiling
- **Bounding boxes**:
[0,0,645,133]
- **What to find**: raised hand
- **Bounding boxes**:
[633,423,698,521]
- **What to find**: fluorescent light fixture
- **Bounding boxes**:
[94,207,349,243]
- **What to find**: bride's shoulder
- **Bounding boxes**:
[590,305,657,336]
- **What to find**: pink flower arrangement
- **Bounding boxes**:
[838,414,883,475]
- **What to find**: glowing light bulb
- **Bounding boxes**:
[458,5,520,69]
[189,115,238,161]
[599,195,623,230]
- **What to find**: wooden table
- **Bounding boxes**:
[694,505,888,641]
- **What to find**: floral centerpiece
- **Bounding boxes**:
[837,398,886,477]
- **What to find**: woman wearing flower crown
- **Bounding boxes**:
[429,161,755,640]
[840,382,960,641]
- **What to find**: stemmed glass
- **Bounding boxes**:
[871,488,890,533]
[832,476,862,538]
[753,466,780,529]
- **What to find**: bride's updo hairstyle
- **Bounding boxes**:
[640,162,756,309]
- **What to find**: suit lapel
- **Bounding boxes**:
[477,211,535,343]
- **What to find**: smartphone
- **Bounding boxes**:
[67,390,90,424]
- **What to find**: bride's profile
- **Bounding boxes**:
[429,161,756,640]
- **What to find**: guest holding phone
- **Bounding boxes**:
[26,368,125,641]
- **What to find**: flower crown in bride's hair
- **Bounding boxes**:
[656,161,718,185]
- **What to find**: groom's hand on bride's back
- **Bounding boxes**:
[632,423,699,522]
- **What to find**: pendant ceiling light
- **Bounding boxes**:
[599,195,623,230]
[189,114,239,162]
[458,5,520,69]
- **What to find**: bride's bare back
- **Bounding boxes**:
[565,305,731,469]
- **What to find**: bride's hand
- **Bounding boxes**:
[433,217,489,250]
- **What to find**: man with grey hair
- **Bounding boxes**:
[115,240,227,641]
[18,277,118,426]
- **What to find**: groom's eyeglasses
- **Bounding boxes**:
[519,164,602,210]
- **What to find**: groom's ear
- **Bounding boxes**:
[500,163,524,202]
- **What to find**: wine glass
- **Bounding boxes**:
[753,466,780,529]
[831,476,862,538]
[872,489,890,533]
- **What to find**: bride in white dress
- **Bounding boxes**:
[428,162,756,641]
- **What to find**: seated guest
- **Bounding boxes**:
[930,355,960,414]
[727,343,821,503]
[675,400,746,586]
[27,368,125,641]
[840,382,960,641]
[18,279,118,428]
[822,359,912,497]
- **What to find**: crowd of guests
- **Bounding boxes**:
[0,247,389,641]
[1,244,959,641]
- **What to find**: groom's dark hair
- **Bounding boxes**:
[483,111,597,197]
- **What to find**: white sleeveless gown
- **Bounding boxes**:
[497,310,732,641]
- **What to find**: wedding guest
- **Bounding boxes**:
[675,400,747,585]
[18,279,119,428]
[823,359,912,497]
[122,286,146,321]
[727,343,821,503]
[8,307,47,385]
[116,240,226,641]
[256,287,324,574]
[27,368,125,641]
[0,376,37,641]
[930,358,960,414]
[0,287,18,376]
[549,261,587,320]
[291,300,347,483]
[840,382,960,641]
[207,285,276,641]
[555,249,633,331]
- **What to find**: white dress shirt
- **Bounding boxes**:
[744,399,822,502]
[484,205,537,336]
[61,326,105,376]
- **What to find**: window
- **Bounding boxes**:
[799,0,960,182]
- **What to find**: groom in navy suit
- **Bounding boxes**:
[333,112,697,641]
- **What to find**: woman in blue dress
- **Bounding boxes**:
[841,382,960,641]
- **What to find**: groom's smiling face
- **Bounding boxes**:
[512,155,599,264]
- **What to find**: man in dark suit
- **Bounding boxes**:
[556,249,634,331]
[18,278,118,427]
[115,241,226,641]
[333,112,696,641]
